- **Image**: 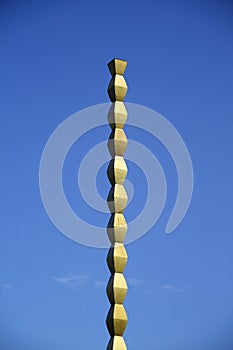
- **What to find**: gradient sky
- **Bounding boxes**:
[1,1,233,350]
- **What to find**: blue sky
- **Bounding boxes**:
[1,1,233,349]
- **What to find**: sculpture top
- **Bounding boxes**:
[108,58,128,76]
[107,58,128,103]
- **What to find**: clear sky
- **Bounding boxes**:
[1,1,233,349]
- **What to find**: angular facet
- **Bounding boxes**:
[107,273,128,305]
[106,304,128,336]
[107,185,128,213]
[108,129,127,157]
[107,336,127,350]
[107,243,128,273]
[108,58,128,76]
[107,214,127,244]
[108,75,128,102]
[107,156,128,185]
[107,102,128,129]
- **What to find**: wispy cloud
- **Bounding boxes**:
[145,289,156,295]
[160,284,183,293]
[53,274,145,290]
[128,277,144,287]
[95,281,105,290]
[0,282,12,289]
[53,273,89,288]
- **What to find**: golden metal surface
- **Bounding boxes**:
[107,156,128,186]
[106,58,128,349]
[107,102,128,129]
[107,128,128,157]
[108,75,128,102]
[108,58,128,76]
[107,273,128,304]
[107,184,128,214]
[107,243,128,273]
[107,214,128,244]
[106,336,127,350]
[106,304,128,336]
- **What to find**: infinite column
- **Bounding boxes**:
[106,58,128,350]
